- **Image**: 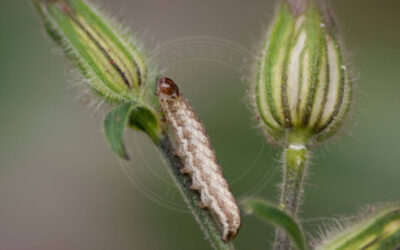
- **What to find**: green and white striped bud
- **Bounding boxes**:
[256,0,352,145]
[33,0,163,157]
[317,205,400,250]
[33,0,156,104]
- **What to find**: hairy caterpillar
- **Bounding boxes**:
[157,77,241,241]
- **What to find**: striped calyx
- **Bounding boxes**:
[34,0,164,152]
[256,0,352,145]
[317,205,400,250]
[34,0,154,104]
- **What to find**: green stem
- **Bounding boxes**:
[274,131,310,250]
[157,136,235,250]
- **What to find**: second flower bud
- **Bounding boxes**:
[255,0,353,145]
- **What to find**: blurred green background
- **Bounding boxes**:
[1,0,400,249]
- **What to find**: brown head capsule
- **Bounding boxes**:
[157,77,179,96]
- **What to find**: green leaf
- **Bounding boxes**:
[104,103,134,160]
[104,103,163,160]
[129,106,162,145]
[241,198,307,250]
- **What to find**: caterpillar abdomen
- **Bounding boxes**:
[157,77,241,241]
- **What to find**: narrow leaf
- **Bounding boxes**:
[242,198,307,250]
[104,103,134,160]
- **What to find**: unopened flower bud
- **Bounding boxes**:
[317,205,400,249]
[33,0,154,103]
[255,0,352,145]
[33,0,163,156]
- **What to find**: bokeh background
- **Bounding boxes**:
[1,0,400,249]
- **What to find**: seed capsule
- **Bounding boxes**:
[255,0,352,145]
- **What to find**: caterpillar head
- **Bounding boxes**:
[157,77,180,98]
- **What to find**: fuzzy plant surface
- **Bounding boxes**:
[252,0,353,248]
[31,0,400,249]
[32,0,234,249]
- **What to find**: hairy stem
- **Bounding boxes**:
[157,136,235,250]
[274,133,310,250]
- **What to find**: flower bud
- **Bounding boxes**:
[317,205,400,249]
[33,0,154,103]
[255,0,352,145]
[34,0,163,155]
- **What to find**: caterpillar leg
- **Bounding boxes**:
[190,183,201,190]
[180,167,190,174]
[197,201,207,209]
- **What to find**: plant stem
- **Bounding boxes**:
[157,136,235,250]
[274,131,310,250]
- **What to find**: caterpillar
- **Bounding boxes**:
[157,77,241,241]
